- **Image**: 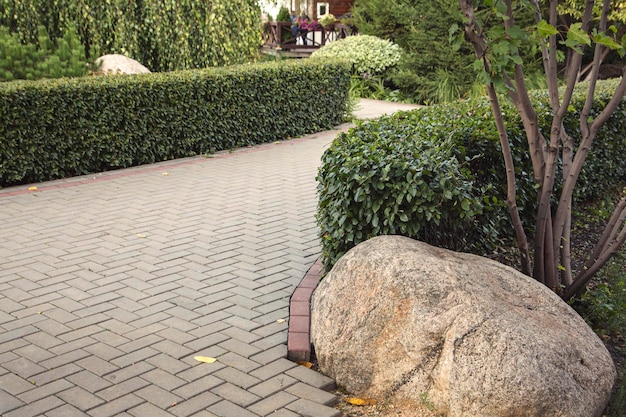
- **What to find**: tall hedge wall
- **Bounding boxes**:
[0,59,351,187]
[0,0,263,71]
[316,80,626,271]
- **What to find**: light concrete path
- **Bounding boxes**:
[0,100,420,417]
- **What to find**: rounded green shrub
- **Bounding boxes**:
[310,34,402,76]
[317,79,626,271]
[316,113,491,271]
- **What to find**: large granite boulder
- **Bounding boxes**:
[94,54,151,75]
[311,235,616,417]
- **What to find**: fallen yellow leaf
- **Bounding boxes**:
[296,361,313,368]
[28,186,37,191]
[345,397,377,406]
[162,172,169,176]
[276,318,286,323]
[136,234,146,238]
[194,356,217,364]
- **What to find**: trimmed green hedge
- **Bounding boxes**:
[0,59,350,187]
[317,80,626,271]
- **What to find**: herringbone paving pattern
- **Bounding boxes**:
[0,128,348,417]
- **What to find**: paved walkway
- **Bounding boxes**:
[0,100,420,417]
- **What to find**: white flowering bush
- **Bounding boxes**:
[310,35,402,76]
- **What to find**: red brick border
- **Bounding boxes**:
[287,258,323,361]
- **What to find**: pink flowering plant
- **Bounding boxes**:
[296,17,320,31]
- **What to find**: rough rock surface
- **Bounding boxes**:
[95,54,150,75]
[311,235,616,417]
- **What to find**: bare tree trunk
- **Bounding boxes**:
[486,84,532,275]
[460,0,626,300]
[560,132,575,286]
[459,0,532,275]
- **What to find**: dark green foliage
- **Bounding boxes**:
[276,6,291,22]
[0,0,263,72]
[317,80,626,271]
[0,59,350,187]
[0,24,88,81]
[573,251,626,417]
[351,0,542,104]
[352,0,476,103]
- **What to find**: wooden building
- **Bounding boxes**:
[326,0,354,17]
[285,0,355,19]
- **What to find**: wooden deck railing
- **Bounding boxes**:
[262,21,358,50]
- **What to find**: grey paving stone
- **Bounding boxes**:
[249,345,287,366]
[285,366,336,391]
[146,353,191,374]
[4,357,47,378]
[88,393,145,417]
[286,398,342,417]
[107,344,158,367]
[212,382,261,407]
[23,331,63,350]
[17,379,74,404]
[247,391,299,416]
[248,375,298,398]
[168,392,221,417]
[0,373,37,395]
[66,370,112,393]
[207,400,259,417]
[152,339,194,359]
[76,356,120,376]
[223,315,263,332]
[31,363,82,386]
[250,358,298,381]
[285,382,338,406]
[48,337,97,356]
[215,352,261,373]
[251,332,288,351]
[212,367,262,390]
[3,395,64,417]
[57,386,106,410]
[44,404,90,417]
[217,338,262,358]
[184,332,231,352]
[128,402,177,417]
[172,374,225,399]
[96,377,150,402]
[0,388,24,414]
[141,368,186,391]
[135,384,183,408]
[261,409,301,417]
[0,324,39,344]
[219,326,262,344]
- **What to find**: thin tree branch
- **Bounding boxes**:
[459,0,531,275]
[564,205,626,300]
[586,193,626,270]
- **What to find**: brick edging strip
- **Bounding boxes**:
[287,258,323,362]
